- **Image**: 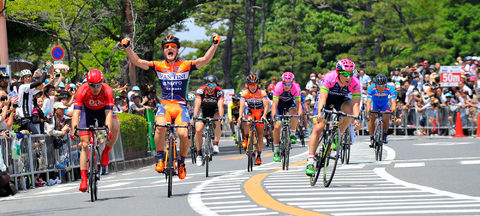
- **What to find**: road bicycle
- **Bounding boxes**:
[370,110,393,161]
[276,114,301,170]
[340,124,352,164]
[154,122,189,197]
[75,120,109,202]
[241,118,264,172]
[233,121,243,154]
[309,109,356,187]
[188,123,196,164]
[297,113,308,147]
[264,116,274,152]
[194,116,224,177]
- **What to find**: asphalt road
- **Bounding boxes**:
[1,135,479,216]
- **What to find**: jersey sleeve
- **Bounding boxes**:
[228,102,233,120]
[196,86,205,99]
[148,61,159,72]
[388,85,398,100]
[74,84,88,109]
[293,82,301,100]
[261,89,268,101]
[320,71,336,93]
[240,90,247,101]
[216,87,224,99]
[366,85,374,100]
[104,84,115,110]
[272,82,283,100]
[349,75,362,98]
[181,60,197,72]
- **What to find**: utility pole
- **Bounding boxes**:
[0,0,9,65]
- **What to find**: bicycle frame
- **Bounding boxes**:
[194,117,223,177]
[276,114,301,170]
[241,118,264,172]
[370,110,392,161]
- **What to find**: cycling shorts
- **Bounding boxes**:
[276,100,297,122]
[199,106,218,118]
[156,100,190,126]
[312,95,351,121]
[246,108,264,127]
[79,105,118,136]
[371,102,391,112]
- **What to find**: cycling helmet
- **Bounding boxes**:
[203,75,218,84]
[86,69,104,84]
[0,72,8,79]
[232,94,240,101]
[20,69,32,77]
[161,35,181,48]
[375,74,388,85]
[281,72,295,82]
[336,59,355,72]
[246,74,259,83]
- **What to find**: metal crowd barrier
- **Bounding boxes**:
[0,132,125,191]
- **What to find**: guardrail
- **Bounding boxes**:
[0,133,125,191]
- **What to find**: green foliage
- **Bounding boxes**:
[116,113,147,153]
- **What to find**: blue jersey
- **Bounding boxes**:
[367,84,397,107]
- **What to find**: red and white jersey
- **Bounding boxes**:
[74,83,114,110]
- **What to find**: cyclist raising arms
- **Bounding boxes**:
[305,59,361,176]
[366,74,397,146]
[71,69,120,192]
[270,72,302,162]
[193,75,224,163]
[238,74,269,165]
[122,34,221,179]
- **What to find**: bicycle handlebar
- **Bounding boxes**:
[274,114,302,119]
[370,110,394,115]
[241,119,265,124]
[154,123,189,129]
[313,109,359,120]
[193,116,225,122]
[74,126,110,140]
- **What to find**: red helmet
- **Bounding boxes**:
[87,69,104,84]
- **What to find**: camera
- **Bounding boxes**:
[55,74,61,78]
[0,96,7,102]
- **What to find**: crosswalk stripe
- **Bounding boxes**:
[202,195,245,200]
[394,162,425,168]
[226,212,280,216]
[209,204,258,210]
[286,197,465,206]
[300,200,480,208]
[333,208,480,216]
[214,207,268,213]
[460,160,480,165]
[278,194,441,201]
[271,190,423,196]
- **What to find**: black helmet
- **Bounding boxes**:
[161,35,181,48]
[375,74,388,85]
[232,94,240,101]
[246,74,259,83]
[203,75,218,84]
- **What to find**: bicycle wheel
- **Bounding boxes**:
[281,129,288,170]
[299,123,306,147]
[204,138,211,177]
[323,128,340,187]
[167,135,175,198]
[247,129,256,172]
[375,120,383,161]
[89,146,96,202]
[344,130,351,164]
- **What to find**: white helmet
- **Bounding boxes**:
[187,92,196,102]
[20,69,32,77]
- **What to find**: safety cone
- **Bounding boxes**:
[453,112,465,138]
[476,112,480,138]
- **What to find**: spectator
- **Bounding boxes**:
[305,73,317,91]
[45,102,70,137]
[458,81,472,97]
[418,60,431,77]
[456,56,463,65]
[114,96,124,113]
[18,69,47,134]
[267,77,277,92]
[31,90,46,134]
[129,94,149,116]
[0,72,8,92]
[316,73,323,88]
[392,68,405,84]
[128,85,141,106]
[42,85,56,118]
[434,62,441,72]
[357,70,371,89]
[463,56,474,72]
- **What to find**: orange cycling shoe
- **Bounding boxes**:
[178,162,187,180]
[242,139,247,148]
[255,157,262,165]
[79,178,88,192]
[155,159,165,173]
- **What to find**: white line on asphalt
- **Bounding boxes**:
[200,187,240,192]
[37,186,77,194]
[226,212,280,216]
[99,182,132,189]
[203,200,251,205]
[201,191,242,196]
[214,207,268,213]
[267,186,406,192]
[375,168,480,201]
[391,156,480,163]
[209,204,258,210]
[287,197,462,206]
[315,203,480,212]
[414,142,472,146]
[460,160,480,165]
[301,200,480,209]
[271,190,422,197]
[384,145,396,161]
[337,164,366,169]
[201,195,245,200]
[277,194,439,201]
[332,208,480,216]
[394,162,425,168]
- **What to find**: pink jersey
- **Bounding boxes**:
[320,70,361,98]
[272,81,301,102]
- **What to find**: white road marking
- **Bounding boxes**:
[394,162,425,168]
[414,142,472,146]
[201,195,245,200]
[209,204,258,210]
[203,200,251,205]
[278,194,439,201]
[215,207,268,213]
[226,212,279,216]
[37,186,77,194]
[460,160,480,165]
[301,200,480,208]
[334,209,480,216]
[287,197,462,206]
[99,182,132,189]
[271,190,422,196]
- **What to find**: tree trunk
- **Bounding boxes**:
[243,0,255,77]
[254,0,266,78]
[222,17,235,89]
[121,0,135,85]
[290,0,296,73]
[393,4,418,52]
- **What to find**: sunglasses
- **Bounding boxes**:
[339,71,354,77]
[248,83,258,86]
[283,82,293,86]
[89,82,102,88]
[163,43,178,49]
[207,83,216,88]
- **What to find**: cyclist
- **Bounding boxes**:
[121,34,221,179]
[71,69,120,192]
[305,59,361,176]
[366,74,397,146]
[270,72,302,162]
[193,75,225,164]
[238,74,269,165]
[228,94,241,141]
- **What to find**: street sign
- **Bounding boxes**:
[51,46,64,60]
[439,66,463,87]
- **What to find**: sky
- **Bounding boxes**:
[175,18,206,56]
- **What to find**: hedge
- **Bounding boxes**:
[117,113,148,153]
